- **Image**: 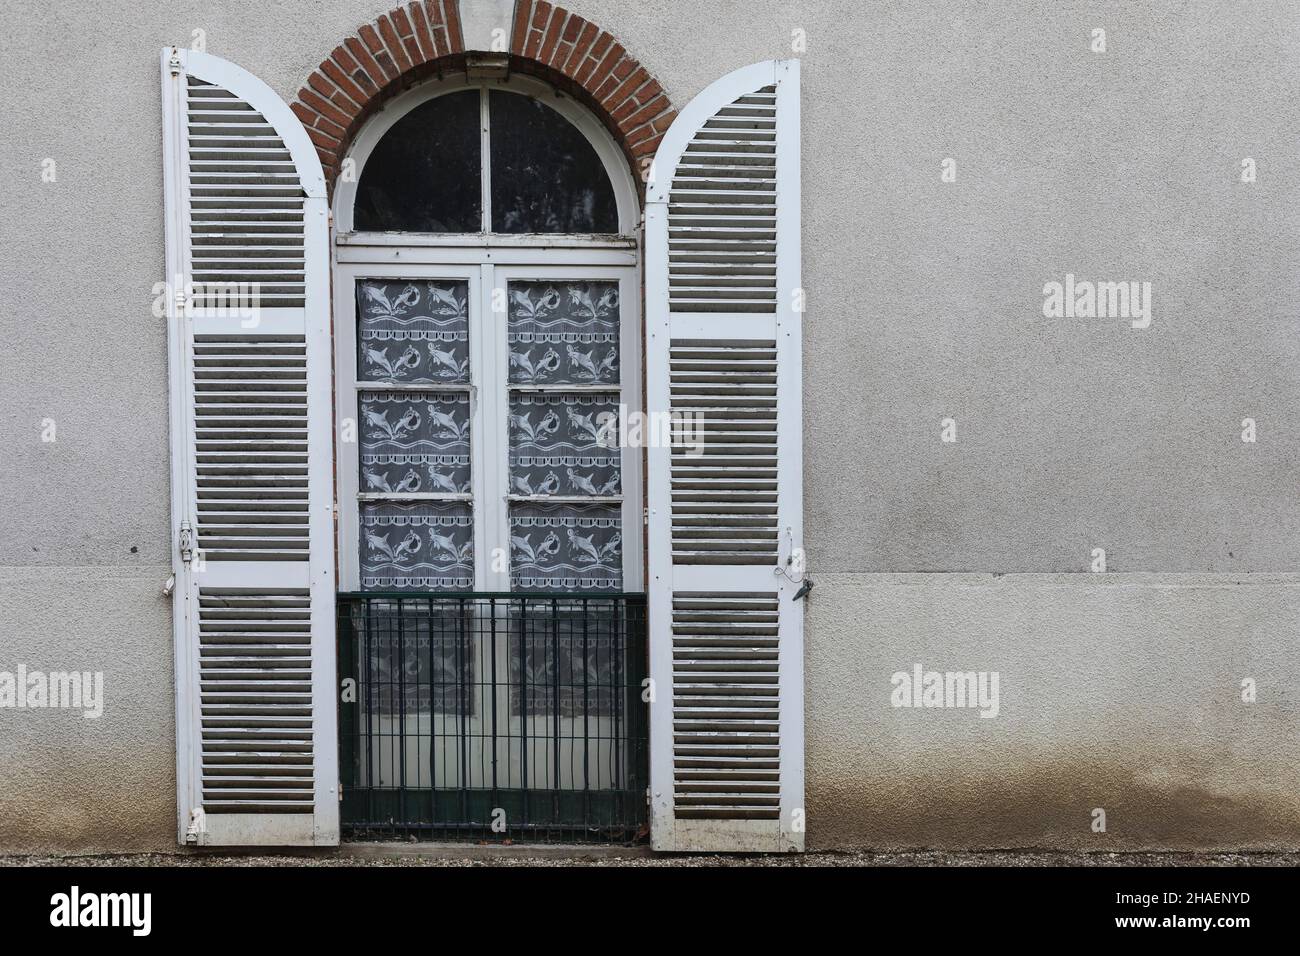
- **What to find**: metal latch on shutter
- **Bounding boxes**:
[178,520,195,563]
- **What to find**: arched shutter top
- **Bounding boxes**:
[165,48,326,199]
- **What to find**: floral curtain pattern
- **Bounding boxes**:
[360,391,471,495]
[360,501,474,591]
[506,280,623,592]
[508,393,620,497]
[507,280,619,386]
[357,278,475,591]
[357,279,470,384]
[509,503,622,592]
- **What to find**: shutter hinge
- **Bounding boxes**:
[178,520,195,563]
[643,507,649,527]
[167,48,183,76]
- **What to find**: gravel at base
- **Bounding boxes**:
[4,850,1298,867]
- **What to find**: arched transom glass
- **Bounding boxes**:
[354,88,620,234]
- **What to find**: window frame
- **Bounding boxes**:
[333,76,645,596]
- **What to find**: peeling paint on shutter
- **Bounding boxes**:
[646,61,804,853]
[162,48,337,847]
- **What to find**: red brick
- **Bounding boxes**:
[588,32,613,61]
[330,90,361,122]
[424,0,443,26]
[377,15,413,73]
[291,101,317,127]
[511,0,533,52]
[624,123,657,149]
[634,78,664,106]
[392,6,414,37]
[603,66,648,109]
[315,114,347,140]
[592,40,624,84]
[592,72,621,103]
[409,2,436,60]
[562,21,598,74]
[359,25,399,80]
[552,41,574,69]
[632,132,664,157]
[442,0,465,51]
[574,54,601,86]
[524,27,543,59]
[306,126,342,151]
[345,36,387,89]
[532,1,553,29]
[321,58,367,106]
[652,110,678,133]
[620,94,670,131]
[300,87,353,129]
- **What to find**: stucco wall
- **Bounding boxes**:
[0,0,1297,852]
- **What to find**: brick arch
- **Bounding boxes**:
[291,0,676,198]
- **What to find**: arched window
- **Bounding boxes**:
[333,78,642,597]
[353,89,619,234]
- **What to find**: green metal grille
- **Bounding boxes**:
[336,592,648,842]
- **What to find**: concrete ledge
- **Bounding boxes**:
[336,842,653,861]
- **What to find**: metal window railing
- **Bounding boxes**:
[336,592,648,842]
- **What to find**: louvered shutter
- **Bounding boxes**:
[645,60,804,852]
[161,48,337,846]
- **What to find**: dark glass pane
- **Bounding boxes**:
[354,90,481,232]
[489,90,619,234]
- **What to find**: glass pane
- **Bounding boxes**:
[507,280,619,386]
[510,502,622,592]
[489,90,619,234]
[508,394,620,497]
[360,390,471,494]
[357,279,470,384]
[360,501,474,591]
[354,89,482,232]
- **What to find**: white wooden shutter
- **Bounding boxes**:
[646,60,804,852]
[161,48,337,846]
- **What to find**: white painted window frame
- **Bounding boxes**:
[334,75,645,595]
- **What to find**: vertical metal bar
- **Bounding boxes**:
[365,596,377,829]
[397,597,407,835]
[519,597,529,826]
[490,596,499,799]
[582,597,590,808]
[458,596,469,825]
[612,596,624,816]
[551,596,560,821]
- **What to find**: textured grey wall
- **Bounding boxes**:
[0,1,1297,851]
